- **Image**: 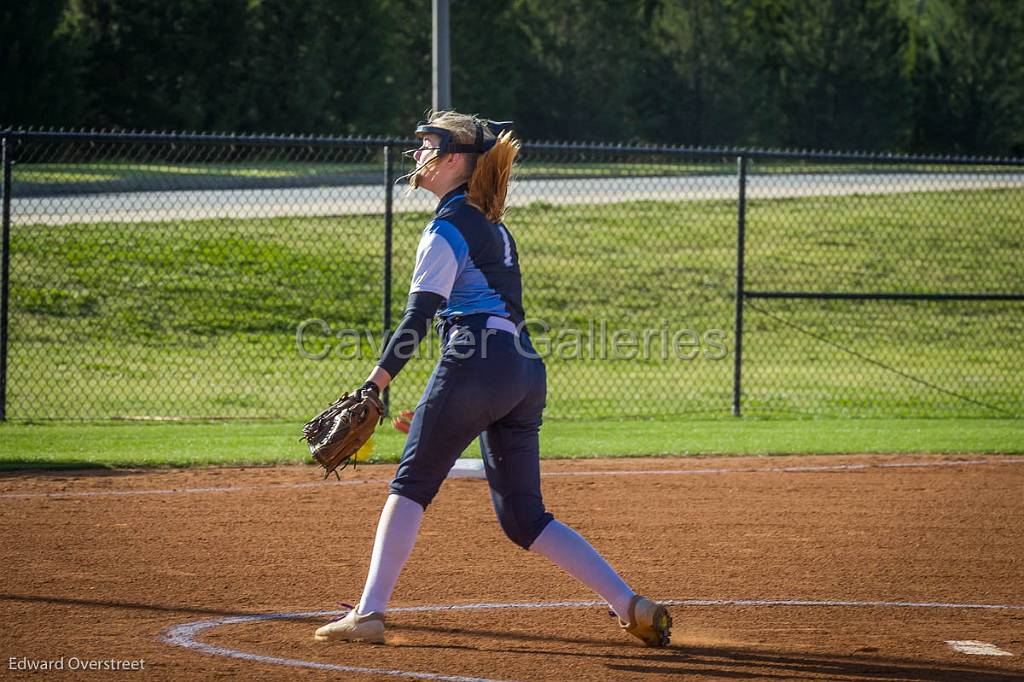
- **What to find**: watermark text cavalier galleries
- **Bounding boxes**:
[297,318,728,362]
[8,656,145,672]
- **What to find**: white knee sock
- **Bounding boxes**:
[357,494,424,615]
[529,520,636,622]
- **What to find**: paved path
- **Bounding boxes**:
[12,172,1024,225]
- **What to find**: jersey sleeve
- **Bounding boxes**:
[376,291,444,379]
[409,220,468,299]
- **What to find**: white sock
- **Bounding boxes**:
[357,494,424,615]
[529,520,636,622]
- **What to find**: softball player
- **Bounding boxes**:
[314,111,672,647]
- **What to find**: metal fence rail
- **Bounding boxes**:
[1,129,1022,421]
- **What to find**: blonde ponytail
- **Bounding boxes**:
[467,130,520,223]
[416,111,519,223]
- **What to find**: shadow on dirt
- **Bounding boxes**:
[392,623,1021,681]
[0,593,257,620]
[0,465,161,478]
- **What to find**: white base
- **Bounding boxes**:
[447,458,486,479]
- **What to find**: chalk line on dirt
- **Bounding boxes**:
[161,598,1024,681]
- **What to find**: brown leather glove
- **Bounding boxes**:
[301,382,385,478]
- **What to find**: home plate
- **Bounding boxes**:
[945,640,1014,656]
[448,458,486,479]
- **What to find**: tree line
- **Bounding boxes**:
[3,0,1023,155]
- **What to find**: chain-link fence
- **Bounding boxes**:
[1,130,1022,421]
[736,156,1024,418]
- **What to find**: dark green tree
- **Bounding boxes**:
[449,0,539,134]
[503,0,655,141]
[753,0,911,150]
[245,0,415,135]
[642,0,756,146]
[3,0,1022,154]
[76,0,250,131]
[0,0,83,126]
[910,0,1024,154]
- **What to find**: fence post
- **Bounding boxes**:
[0,135,14,421]
[381,144,395,415]
[732,154,748,417]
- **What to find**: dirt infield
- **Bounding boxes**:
[2,454,1022,681]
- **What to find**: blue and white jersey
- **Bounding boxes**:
[409,185,526,325]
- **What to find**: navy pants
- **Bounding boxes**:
[389,318,554,549]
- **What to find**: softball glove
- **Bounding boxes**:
[302,382,384,478]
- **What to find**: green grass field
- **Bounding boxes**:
[18,159,731,189]
[14,158,974,188]
[15,161,379,186]
[1,418,1021,470]
[8,185,1022,422]
[4,174,1023,470]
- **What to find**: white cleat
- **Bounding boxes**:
[314,608,386,644]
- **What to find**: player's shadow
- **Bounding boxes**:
[0,593,258,619]
[9,598,1016,680]
[610,645,1023,681]
[391,623,1021,681]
